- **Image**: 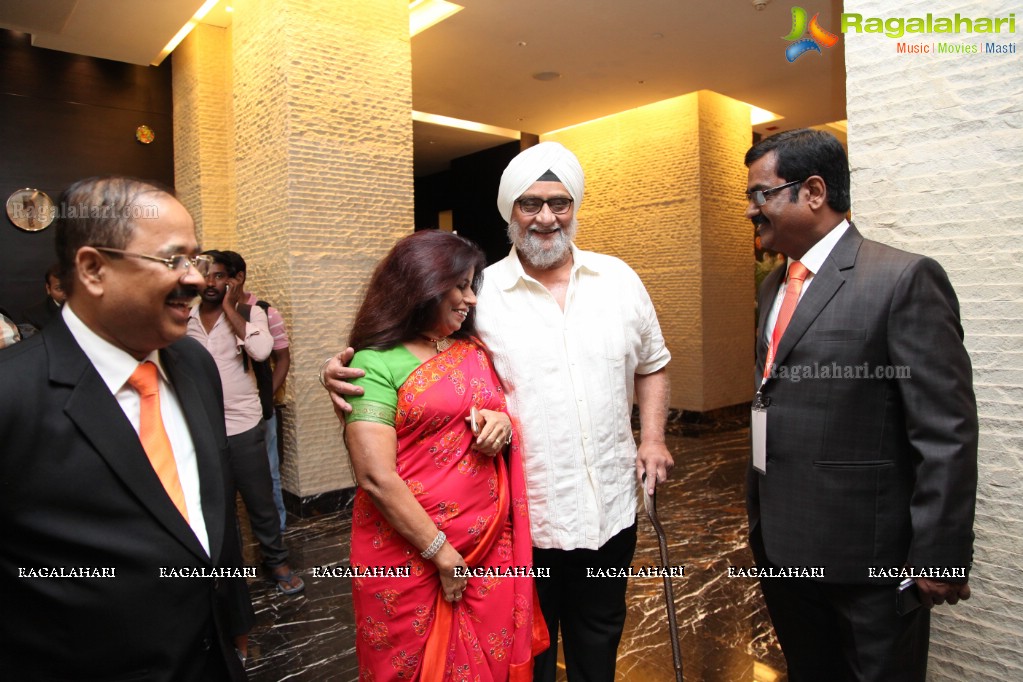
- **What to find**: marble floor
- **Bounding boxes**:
[239,426,788,681]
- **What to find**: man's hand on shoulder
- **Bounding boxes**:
[320,347,366,419]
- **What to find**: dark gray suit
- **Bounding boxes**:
[748,225,978,680]
[0,316,252,681]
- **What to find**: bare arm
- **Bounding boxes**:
[222,282,272,361]
[270,346,291,395]
[634,368,673,496]
[346,420,468,601]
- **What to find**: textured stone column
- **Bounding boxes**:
[545,91,752,411]
[175,0,413,504]
[845,1,1023,679]
[172,23,234,249]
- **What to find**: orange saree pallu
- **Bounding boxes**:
[351,339,548,681]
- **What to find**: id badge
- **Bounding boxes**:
[751,392,768,474]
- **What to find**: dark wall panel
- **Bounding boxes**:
[448,141,519,266]
[0,29,174,321]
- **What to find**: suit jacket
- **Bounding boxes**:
[747,225,978,584]
[0,316,252,681]
[21,297,61,331]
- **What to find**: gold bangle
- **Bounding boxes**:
[318,355,334,389]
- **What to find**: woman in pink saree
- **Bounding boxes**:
[343,231,547,681]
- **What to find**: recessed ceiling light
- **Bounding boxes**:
[532,71,561,81]
[410,0,463,37]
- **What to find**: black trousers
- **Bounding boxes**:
[226,422,288,568]
[532,522,637,682]
[759,572,931,682]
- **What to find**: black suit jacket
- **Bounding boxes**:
[0,316,252,681]
[21,297,61,331]
[748,225,978,584]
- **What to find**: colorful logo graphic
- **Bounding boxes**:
[783,7,840,62]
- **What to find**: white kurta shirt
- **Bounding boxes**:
[476,245,670,550]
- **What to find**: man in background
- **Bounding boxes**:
[188,250,303,595]
[21,263,66,333]
[222,250,291,532]
[0,176,251,680]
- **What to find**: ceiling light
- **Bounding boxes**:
[151,0,219,65]
[532,71,561,81]
[750,106,781,125]
[412,111,520,139]
[410,0,464,37]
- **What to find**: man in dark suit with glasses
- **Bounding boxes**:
[0,176,253,680]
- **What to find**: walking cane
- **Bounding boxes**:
[643,475,684,682]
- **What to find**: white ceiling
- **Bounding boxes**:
[0,0,847,176]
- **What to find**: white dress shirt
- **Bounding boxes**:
[476,245,671,550]
[764,219,850,340]
[62,304,210,555]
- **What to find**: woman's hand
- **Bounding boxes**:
[467,409,513,457]
[432,543,469,603]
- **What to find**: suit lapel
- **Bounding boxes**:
[769,225,863,372]
[47,320,212,562]
[161,344,226,565]
[756,264,786,377]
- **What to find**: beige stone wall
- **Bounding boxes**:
[845,1,1023,679]
[172,23,234,249]
[174,0,414,496]
[545,91,752,411]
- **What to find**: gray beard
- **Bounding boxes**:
[507,218,577,270]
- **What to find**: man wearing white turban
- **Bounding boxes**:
[480,141,673,681]
[323,141,673,681]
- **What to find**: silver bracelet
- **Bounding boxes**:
[318,355,334,388]
[421,530,446,559]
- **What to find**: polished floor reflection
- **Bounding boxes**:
[240,426,788,681]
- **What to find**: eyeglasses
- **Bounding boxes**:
[94,247,213,277]
[746,179,805,207]
[515,197,573,215]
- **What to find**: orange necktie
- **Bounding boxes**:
[128,362,189,522]
[765,261,810,374]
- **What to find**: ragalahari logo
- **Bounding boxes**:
[783,6,840,62]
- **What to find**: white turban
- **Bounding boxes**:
[496,141,585,223]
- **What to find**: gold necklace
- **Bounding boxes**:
[421,334,452,353]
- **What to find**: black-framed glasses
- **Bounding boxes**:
[746,179,805,207]
[95,247,213,277]
[515,197,573,215]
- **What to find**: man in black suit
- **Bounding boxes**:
[21,262,66,332]
[0,177,252,680]
[745,129,978,681]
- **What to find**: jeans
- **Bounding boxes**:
[265,412,287,531]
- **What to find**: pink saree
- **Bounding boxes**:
[350,338,548,681]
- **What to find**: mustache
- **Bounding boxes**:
[171,285,201,300]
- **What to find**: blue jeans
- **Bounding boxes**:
[265,412,287,531]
